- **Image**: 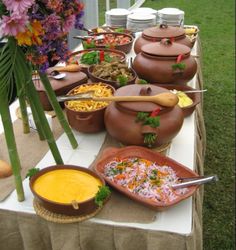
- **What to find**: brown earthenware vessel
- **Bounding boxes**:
[67,48,126,76]
[132,39,197,85]
[104,84,184,148]
[134,24,192,54]
[156,84,201,117]
[65,83,115,133]
[29,165,106,216]
[82,32,134,54]
[95,146,199,210]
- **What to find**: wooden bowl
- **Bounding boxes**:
[29,165,106,216]
[94,146,200,211]
[155,84,201,117]
[65,83,115,133]
[82,32,134,54]
[67,48,126,75]
[88,64,137,89]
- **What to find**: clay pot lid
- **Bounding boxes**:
[114,84,170,112]
[142,24,185,39]
[141,38,190,57]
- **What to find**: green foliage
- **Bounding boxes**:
[26,168,40,179]
[116,75,128,86]
[95,185,111,207]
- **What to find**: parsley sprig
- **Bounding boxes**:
[95,186,111,207]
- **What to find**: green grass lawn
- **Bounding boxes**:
[99,1,235,249]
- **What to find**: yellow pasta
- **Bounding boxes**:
[67,83,113,112]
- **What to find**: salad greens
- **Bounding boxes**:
[80,51,113,65]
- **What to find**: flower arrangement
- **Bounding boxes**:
[0,0,84,201]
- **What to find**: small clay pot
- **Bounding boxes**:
[29,165,106,216]
[156,84,201,117]
[82,32,134,54]
[132,38,197,85]
[134,24,193,54]
[88,64,137,89]
[67,48,126,76]
[104,84,184,148]
[65,83,115,133]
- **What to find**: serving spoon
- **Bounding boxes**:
[57,91,179,107]
[32,71,66,80]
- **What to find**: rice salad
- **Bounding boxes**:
[104,157,189,204]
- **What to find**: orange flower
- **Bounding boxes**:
[16,20,44,46]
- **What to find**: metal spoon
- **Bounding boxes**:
[32,71,66,80]
[172,175,218,189]
[57,91,179,107]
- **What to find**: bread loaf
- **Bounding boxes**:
[0,160,13,178]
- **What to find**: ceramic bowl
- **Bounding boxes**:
[156,84,201,117]
[95,146,200,211]
[87,64,137,89]
[82,32,134,54]
[88,26,134,37]
[29,165,106,216]
[65,83,115,133]
[67,48,126,75]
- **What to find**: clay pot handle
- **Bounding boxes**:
[71,200,80,210]
[160,38,172,46]
[159,23,168,29]
[139,86,152,96]
[75,114,93,121]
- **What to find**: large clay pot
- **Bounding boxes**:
[104,84,184,148]
[132,38,197,85]
[134,24,193,54]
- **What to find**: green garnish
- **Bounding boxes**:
[143,116,160,128]
[135,111,149,122]
[136,112,160,128]
[144,133,157,147]
[80,51,99,65]
[117,75,128,86]
[95,185,111,207]
[82,40,96,49]
[114,28,125,33]
[172,63,186,71]
[26,168,40,179]
[137,79,148,84]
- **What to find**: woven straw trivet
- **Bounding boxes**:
[33,199,102,224]
[152,142,171,154]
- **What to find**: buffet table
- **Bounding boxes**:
[0,36,206,250]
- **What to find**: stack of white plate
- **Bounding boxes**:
[127,13,157,32]
[131,7,158,22]
[105,8,131,28]
[157,8,185,27]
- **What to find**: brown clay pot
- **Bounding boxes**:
[134,24,192,54]
[29,165,106,216]
[65,83,115,133]
[132,38,197,85]
[104,84,184,148]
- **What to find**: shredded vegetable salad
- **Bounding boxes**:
[104,157,189,204]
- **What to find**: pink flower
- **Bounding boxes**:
[3,0,35,13]
[63,15,76,33]
[0,12,28,36]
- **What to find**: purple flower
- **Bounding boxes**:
[63,15,76,33]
